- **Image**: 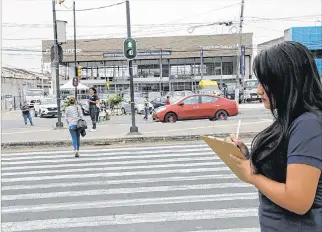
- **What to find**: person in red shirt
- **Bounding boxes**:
[165,96,170,105]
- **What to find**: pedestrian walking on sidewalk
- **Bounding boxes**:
[21,101,33,126]
[143,97,149,121]
[229,41,322,232]
[165,96,170,105]
[65,97,84,157]
[88,87,99,132]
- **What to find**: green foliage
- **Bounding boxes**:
[61,100,71,112]
[110,95,123,109]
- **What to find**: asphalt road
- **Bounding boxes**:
[1,106,272,131]
[1,143,260,232]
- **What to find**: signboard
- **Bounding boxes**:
[240,45,245,78]
[72,77,79,87]
[103,50,172,58]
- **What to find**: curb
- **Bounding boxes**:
[1,132,258,149]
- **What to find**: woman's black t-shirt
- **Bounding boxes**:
[258,112,322,232]
[88,94,99,107]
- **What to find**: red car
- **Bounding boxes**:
[152,94,238,123]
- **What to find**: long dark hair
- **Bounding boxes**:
[251,41,322,171]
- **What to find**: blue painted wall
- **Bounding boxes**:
[290,26,322,75]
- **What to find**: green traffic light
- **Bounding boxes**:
[128,50,134,56]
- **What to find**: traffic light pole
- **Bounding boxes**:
[73,0,78,101]
[52,0,63,128]
[126,0,139,134]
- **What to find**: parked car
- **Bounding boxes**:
[164,91,194,98]
[152,94,238,123]
[79,99,90,115]
[34,98,58,118]
[120,98,154,114]
[151,96,182,109]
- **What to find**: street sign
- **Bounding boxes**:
[106,81,110,88]
[72,77,79,87]
[123,37,137,60]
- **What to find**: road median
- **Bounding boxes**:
[1,132,258,149]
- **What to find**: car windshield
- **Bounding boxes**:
[41,99,56,105]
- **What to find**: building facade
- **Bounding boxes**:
[258,26,322,76]
[42,33,253,94]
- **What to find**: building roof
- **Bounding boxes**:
[42,33,253,63]
[1,67,49,80]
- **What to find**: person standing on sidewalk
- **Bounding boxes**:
[165,96,170,105]
[65,97,83,158]
[88,87,99,131]
[21,101,33,126]
[143,97,149,121]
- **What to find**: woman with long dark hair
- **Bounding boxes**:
[230,41,322,231]
[88,87,99,132]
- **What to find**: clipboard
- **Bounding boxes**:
[201,135,247,182]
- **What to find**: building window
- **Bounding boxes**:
[222,62,234,75]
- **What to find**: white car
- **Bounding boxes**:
[34,98,58,118]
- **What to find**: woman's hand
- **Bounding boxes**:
[230,134,250,159]
[229,155,257,184]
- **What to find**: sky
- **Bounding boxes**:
[1,0,322,72]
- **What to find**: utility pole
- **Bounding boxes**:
[73,0,78,101]
[52,0,63,128]
[235,0,245,104]
[126,0,139,134]
[159,49,163,96]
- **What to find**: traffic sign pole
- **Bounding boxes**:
[125,0,139,134]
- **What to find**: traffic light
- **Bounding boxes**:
[123,38,137,60]
[75,65,82,78]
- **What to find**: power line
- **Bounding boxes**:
[56,1,125,12]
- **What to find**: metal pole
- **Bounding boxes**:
[52,0,63,128]
[235,0,245,104]
[159,49,163,96]
[73,1,78,101]
[126,0,139,133]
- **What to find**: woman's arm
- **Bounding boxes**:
[231,116,322,215]
[252,164,321,215]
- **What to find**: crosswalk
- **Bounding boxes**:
[1,142,260,232]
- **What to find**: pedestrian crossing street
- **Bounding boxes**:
[1,142,260,232]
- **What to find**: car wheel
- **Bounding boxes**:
[121,108,126,114]
[164,112,178,123]
[215,110,228,120]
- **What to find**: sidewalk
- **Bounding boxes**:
[1,118,272,149]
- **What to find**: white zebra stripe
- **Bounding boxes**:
[1,208,258,232]
[2,161,225,177]
[2,192,258,214]
[1,156,218,171]
[1,167,230,183]
[1,174,238,191]
[2,150,215,165]
[2,182,254,201]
